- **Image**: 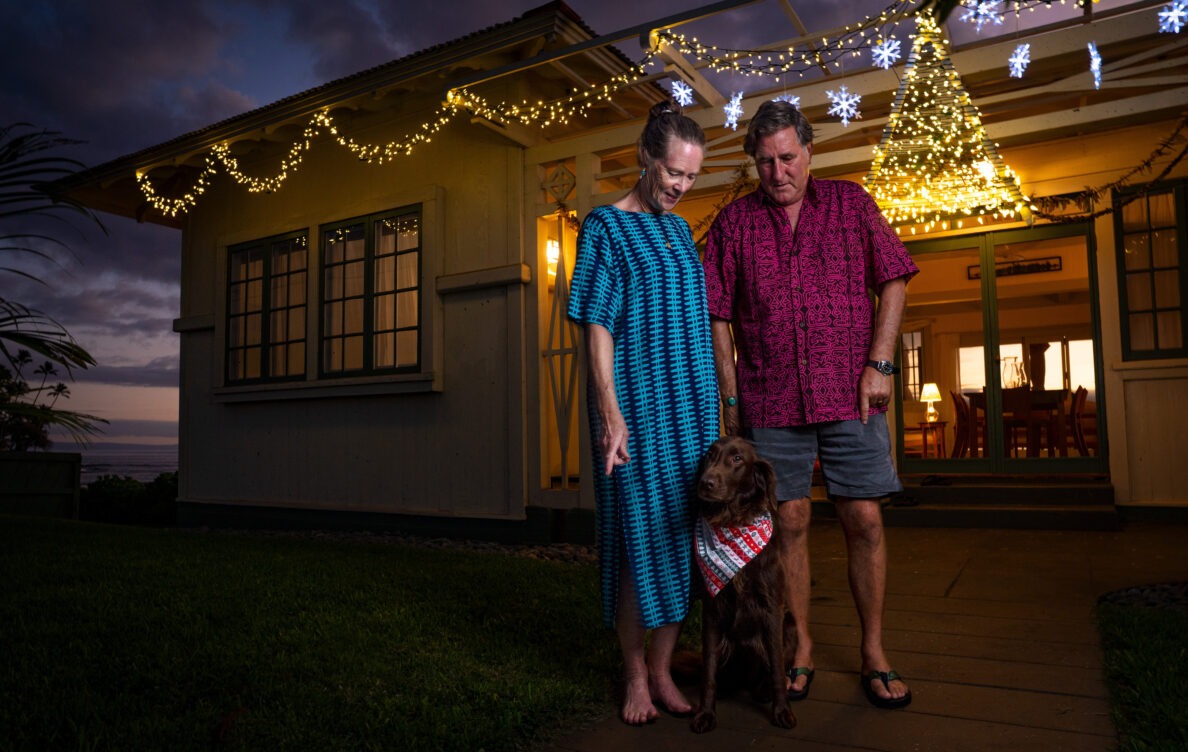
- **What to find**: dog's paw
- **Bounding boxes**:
[690,710,717,733]
[772,703,797,729]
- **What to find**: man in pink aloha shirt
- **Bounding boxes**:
[704,100,918,710]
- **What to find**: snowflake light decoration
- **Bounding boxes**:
[826,85,861,127]
[1089,41,1102,89]
[669,80,694,107]
[1159,1,1188,33]
[724,91,744,131]
[1008,43,1030,78]
[772,93,801,107]
[962,1,1004,34]
[871,38,902,70]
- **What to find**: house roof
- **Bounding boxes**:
[54,0,653,226]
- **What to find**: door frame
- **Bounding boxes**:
[896,222,1109,474]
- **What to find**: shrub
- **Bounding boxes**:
[81,472,177,525]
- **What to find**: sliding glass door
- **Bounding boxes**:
[896,224,1106,473]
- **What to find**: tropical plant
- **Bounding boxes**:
[0,123,106,447]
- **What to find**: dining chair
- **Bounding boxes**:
[1070,386,1089,456]
[949,390,970,458]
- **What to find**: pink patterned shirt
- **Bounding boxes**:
[704,178,918,427]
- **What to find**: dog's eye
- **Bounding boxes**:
[732,454,743,463]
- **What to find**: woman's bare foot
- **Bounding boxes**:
[621,673,659,725]
[648,672,692,715]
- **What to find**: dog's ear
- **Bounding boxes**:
[753,457,778,514]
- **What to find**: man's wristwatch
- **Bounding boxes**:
[866,360,899,376]
[721,395,738,407]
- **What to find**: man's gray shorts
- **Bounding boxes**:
[743,413,902,502]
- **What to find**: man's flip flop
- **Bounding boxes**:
[786,667,814,701]
[861,670,912,709]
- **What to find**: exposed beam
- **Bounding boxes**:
[776,0,831,77]
[656,39,725,106]
[550,60,632,118]
[470,116,541,148]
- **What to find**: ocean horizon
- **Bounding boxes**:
[53,443,179,484]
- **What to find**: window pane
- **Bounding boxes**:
[1149,190,1176,227]
[1123,234,1150,271]
[271,277,287,309]
[289,342,305,376]
[245,347,261,379]
[397,215,419,251]
[376,218,396,256]
[271,310,286,342]
[374,293,394,331]
[247,280,263,312]
[289,307,304,340]
[374,332,394,368]
[324,338,342,372]
[325,301,342,335]
[397,291,418,327]
[227,350,242,381]
[396,330,418,366]
[1154,270,1181,308]
[289,271,306,305]
[229,282,246,315]
[376,256,395,293]
[345,228,365,261]
[1127,273,1153,311]
[272,245,289,275]
[1130,313,1155,350]
[1151,230,1178,268]
[345,299,364,334]
[397,252,417,290]
[246,313,261,346]
[325,266,342,300]
[291,247,307,271]
[248,249,265,279]
[229,316,244,347]
[344,335,363,370]
[230,251,248,283]
[1157,311,1183,349]
[271,344,287,377]
[1121,196,1148,231]
[344,260,365,298]
[326,232,344,265]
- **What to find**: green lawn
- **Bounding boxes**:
[1097,602,1188,752]
[0,516,622,751]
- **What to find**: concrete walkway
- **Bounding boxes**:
[544,521,1188,752]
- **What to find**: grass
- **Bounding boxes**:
[1097,602,1188,752]
[0,515,633,751]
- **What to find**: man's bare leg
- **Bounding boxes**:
[777,496,814,693]
[834,498,908,702]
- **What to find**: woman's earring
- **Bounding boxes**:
[639,169,646,178]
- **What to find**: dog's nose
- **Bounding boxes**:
[700,476,716,491]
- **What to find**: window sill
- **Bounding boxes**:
[213,371,438,403]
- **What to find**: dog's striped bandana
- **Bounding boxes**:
[694,512,773,597]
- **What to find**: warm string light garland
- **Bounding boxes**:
[133,0,1129,219]
[864,13,1030,229]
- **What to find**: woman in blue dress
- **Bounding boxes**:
[568,100,719,725]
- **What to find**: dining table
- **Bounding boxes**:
[964,387,1069,458]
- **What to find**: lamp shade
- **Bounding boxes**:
[920,383,942,403]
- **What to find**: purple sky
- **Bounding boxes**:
[0,0,1090,444]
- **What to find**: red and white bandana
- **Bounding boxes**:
[694,512,773,597]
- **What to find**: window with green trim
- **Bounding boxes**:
[226,231,308,383]
[320,207,420,376]
[1115,184,1187,359]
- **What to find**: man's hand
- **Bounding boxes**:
[722,404,740,436]
[858,367,893,424]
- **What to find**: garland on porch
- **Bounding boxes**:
[1028,110,1188,223]
[691,161,758,246]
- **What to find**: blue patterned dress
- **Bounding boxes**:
[568,205,720,630]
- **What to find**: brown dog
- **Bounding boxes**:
[690,435,796,733]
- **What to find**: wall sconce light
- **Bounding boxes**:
[547,239,560,277]
[920,382,942,423]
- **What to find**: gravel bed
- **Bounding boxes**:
[191,527,598,566]
[1098,582,1188,612]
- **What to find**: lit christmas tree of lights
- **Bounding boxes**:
[863,13,1030,229]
